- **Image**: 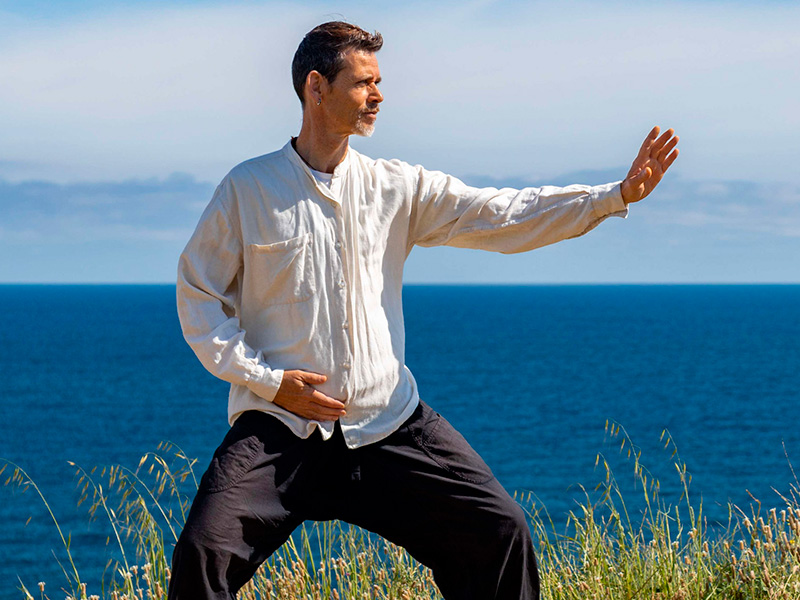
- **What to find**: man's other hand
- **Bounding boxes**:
[621,126,680,205]
[272,370,347,421]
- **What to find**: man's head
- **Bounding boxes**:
[292,21,384,138]
[291,21,383,108]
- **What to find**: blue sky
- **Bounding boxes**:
[1,0,798,283]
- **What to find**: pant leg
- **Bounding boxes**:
[168,411,319,600]
[341,401,540,600]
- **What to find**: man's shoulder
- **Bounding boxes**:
[350,148,417,178]
[206,144,294,213]
[227,145,292,183]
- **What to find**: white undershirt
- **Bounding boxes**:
[309,167,333,188]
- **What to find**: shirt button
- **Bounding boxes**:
[338,279,346,288]
[342,321,349,330]
[342,362,351,369]
[335,241,342,250]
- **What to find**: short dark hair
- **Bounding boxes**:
[291,21,383,107]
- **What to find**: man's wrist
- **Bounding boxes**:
[620,178,632,205]
[590,181,628,217]
[246,367,284,402]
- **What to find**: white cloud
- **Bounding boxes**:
[0,3,317,181]
[642,179,800,239]
[0,1,799,184]
[375,2,800,181]
[0,174,214,243]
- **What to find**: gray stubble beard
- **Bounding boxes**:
[354,108,377,137]
[354,119,375,138]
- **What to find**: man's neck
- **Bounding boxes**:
[294,122,350,174]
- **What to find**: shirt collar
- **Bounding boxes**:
[283,138,351,204]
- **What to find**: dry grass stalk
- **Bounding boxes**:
[4,429,800,599]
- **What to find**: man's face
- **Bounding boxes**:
[323,49,383,137]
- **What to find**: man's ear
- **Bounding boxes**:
[306,70,326,106]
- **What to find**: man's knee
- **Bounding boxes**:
[494,495,533,542]
[173,521,206,557]
[170,493,242,575]
[170,520,221,580]
[168,524,216,599]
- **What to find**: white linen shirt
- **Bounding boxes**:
[177,140,628,448]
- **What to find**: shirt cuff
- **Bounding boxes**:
[589,181,628,219]
[246,365,284,403]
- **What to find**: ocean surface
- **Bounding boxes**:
[1,284,799,597]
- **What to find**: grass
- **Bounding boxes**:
[3,424,800,599]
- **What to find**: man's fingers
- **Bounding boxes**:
[662,148,679,172]
[656,135,679,162]
[310,390,346,410]
[645,125,661,145]
[638,126,661,156]
[640,126,677,161]
[274,369,347,421]
[309,407,347,421]
[299,371,328,385]
[307,391,347,420]
[293,404,345,421]
[649,128,674,157]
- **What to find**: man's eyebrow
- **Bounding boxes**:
[351,72,381,83]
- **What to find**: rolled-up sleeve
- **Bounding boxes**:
[407,165,628,253]
[176,178,284,402]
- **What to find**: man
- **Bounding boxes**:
[170,21,678,600]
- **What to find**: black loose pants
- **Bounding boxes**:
[168,401,540,599]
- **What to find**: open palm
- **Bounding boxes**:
[621,126,680,204]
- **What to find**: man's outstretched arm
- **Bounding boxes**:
[405,125,679,256]
[621,126,680,205]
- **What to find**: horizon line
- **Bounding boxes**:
[1,282,799,287]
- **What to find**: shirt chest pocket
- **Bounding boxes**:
[246,233,316,306]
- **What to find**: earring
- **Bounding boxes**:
[317,98,321,106]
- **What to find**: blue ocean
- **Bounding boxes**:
[1,284,799,598]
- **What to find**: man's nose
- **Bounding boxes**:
[370,84,384,104]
